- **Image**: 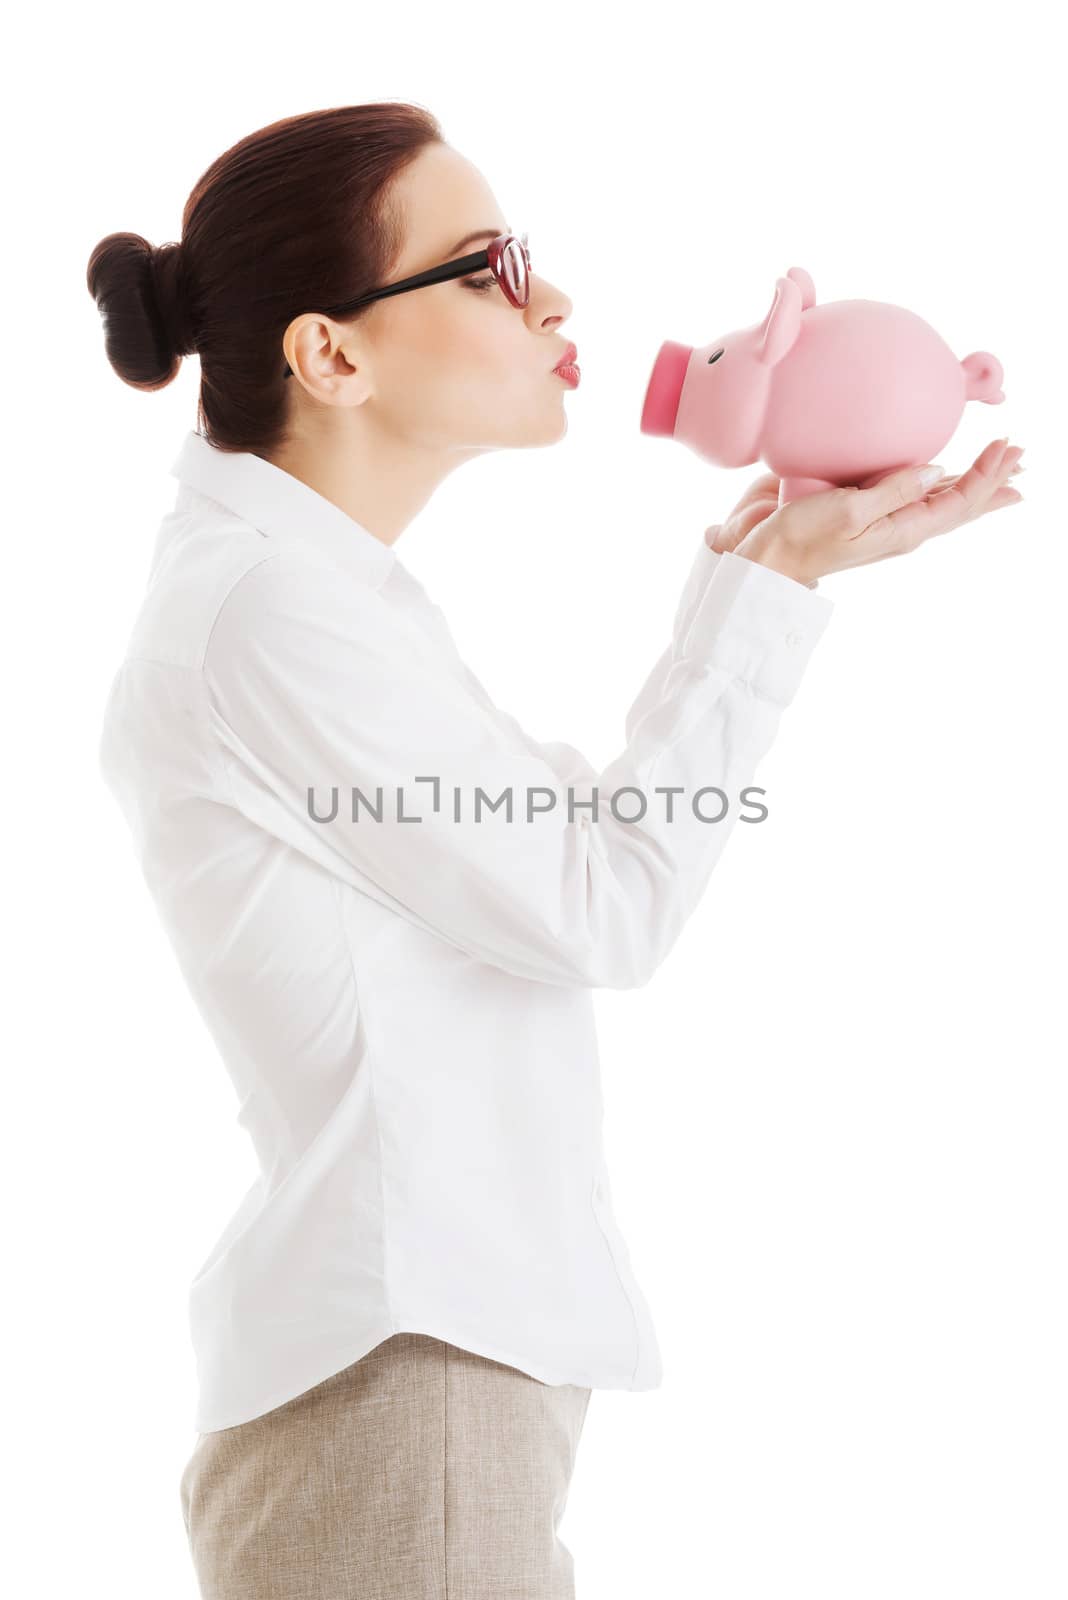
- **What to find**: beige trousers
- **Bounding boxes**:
[179,1331,593,1599]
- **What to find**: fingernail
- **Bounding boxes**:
[919,464,946,486]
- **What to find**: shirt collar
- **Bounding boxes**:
[169,429,397,591]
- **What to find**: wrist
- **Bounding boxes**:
[733,530,812,589]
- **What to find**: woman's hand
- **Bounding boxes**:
[704,439,1025,587]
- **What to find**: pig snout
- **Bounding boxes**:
[640,340,693,436]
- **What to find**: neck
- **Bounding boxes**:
[264,411,484,547]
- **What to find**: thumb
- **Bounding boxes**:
[774,460,948,539]
[853,460,948,515]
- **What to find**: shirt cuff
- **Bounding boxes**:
[676,548,834,707]
[672,534,724,643]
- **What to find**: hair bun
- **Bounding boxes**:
[150,241,197,360]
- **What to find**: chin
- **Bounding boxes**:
[456,404,569,452]
[529,407,569,447]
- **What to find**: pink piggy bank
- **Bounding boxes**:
[640,266,1005,506]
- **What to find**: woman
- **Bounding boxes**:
[86,103,1023,1599]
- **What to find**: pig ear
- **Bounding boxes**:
[961,351,1005,404]
[786,266,816,308]
[757,275,802,368]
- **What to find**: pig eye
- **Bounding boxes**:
[707,349,724,364]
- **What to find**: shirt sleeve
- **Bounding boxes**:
[201,543,834,990]
[447,532,726,787]
[625,533,727,744]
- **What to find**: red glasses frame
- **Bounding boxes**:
[282,231,530,378]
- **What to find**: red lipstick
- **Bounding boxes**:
[552,342,580,387]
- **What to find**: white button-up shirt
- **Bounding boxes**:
[98,428,834,1433]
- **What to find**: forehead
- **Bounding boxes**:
[392,143,507,267]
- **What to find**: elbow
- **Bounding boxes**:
[556,917,668,992]
[574,855,682,989]
[552,855,685,990]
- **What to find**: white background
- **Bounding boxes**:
[7,1,1064,1595]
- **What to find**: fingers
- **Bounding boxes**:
[711,441,1025,574]
[849,439,1023,558]
[905,440,1023,538]
[903,459,1022,505]
[990,485,1025,508]
[739,470,781,499]
[849,458,957,534]
[721,494,781,551]
[725,471,781,521]
[923,441,1025,524]
[949,479,1024,513]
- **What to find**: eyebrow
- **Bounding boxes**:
[445,227,510,258]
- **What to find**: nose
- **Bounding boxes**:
[526,272,572,330]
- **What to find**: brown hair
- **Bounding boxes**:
[85,102,443,455]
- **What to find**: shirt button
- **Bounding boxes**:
[785,630,803,647]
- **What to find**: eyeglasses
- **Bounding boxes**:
[282,231,530,378]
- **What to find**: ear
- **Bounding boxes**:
[756,275,803,368]
[785,265,816,309]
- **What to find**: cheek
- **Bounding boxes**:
[442,301,519,375]
[377,296,531,413]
